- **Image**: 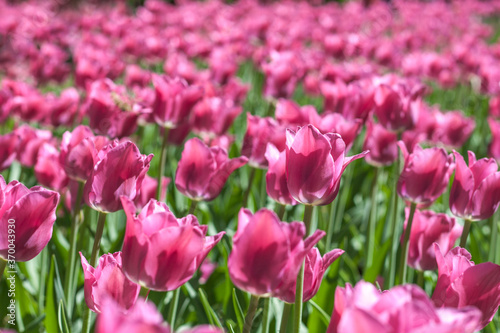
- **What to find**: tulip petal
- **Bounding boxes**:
[470,172,500,220]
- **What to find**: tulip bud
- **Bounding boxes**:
[363,120,398,167]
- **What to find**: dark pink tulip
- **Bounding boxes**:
[134,174,170,210]
[152,75,203,129]
[241,114,286,169]
[199,258,217,284]
[450,151,500,220]
[14,125,53,168]
[0,177,60,262]
[363,120,398,167]
[403,208,461,271]
[397,142,455,205]
[273,247,344,303]
[34,143,69,192]
[0,132,20,172]
[44,87,80,128]
[80,252,140,313]
[489,96,500,118]
[175,138,247,201]
[180,326,224,333]
[286,125,367,206]
[430,111,475,149]
[84,141,153,213]
[96,297,171,333]
[262,51,304,99]
[124,64,151,88]
[432,245,500,330]
[320,80,374,121]
[275,99,316,126]
[488,117,500,162]
[264,144,297,206]
[121,197,224,292]
[316,113,363,151]
[228,208,325,297]
[328,281,481,333]
[192,97,242,138]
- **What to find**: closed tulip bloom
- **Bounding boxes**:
[121,197,224,291]
[228,208,325,296]
[273,247,344,303]
[432,244,500,330]
[450,151,500,221]
[328,281,481,333]
[316,113,363,151]
[80,252,140,313]
[14,125,53,168]
[397,142,455,205]
[34,143,69,191]
[0,132,20,172]
[430,111,475,149]
[286,125,367,206]
[134,174,170,210]
[489,117,500,162]
[363,120,398,167]
[175,138,247,201]
[0,177,60,262]
[265,144,297,206]
[84,141,153,213]
[152,75,203,129]
[403,208,461,271]
[241,114,286,169]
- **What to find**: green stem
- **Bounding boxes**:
[188,200,198,215]
[157,127,170,200]
[489,213,498,263]
[398,202,417,285]
[38,249,48,315]
[325,197,338,251]
[261,298,270,333]
[460,219,472,248]
[303,205,314,236]
[416,270,424,289]
[64,181,85,317]
[139,286,150,300]
[387,158,401,289]
[167,288,180,330]
[82,211,107,333]
[279,303,292,333]
[366,168,379,268]
[243,295,260,333]
[276,204,286,221]
[0,258,6,278]
[242,168,256,208]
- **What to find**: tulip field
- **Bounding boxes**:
[2,0,500,332]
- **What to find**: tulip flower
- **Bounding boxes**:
[450,151,500,221]
[397,142,455,205]
[432,244,500,330]
[430,110,475,149]
[328,281,481,333]
[84,141,153,213]
[191,97,242,138]
[273,247,344,303]
[175,138,248,201]
[0,132,20,172]
[316,113,363,151]
[152,75,203,129]
[0,177,60,262]
[241,114,286,169]
[228,208,325,297]
[262,51,304,99]
[134,174,170,210]
[488,117,500,162]
[265,144,297,206]
[80,252,140,313]
[34,143,69,191]
[14,125,53,168]
[285,125,367,206]
[403,208,461,271]
[362,120,398,167]
[121,197,224,291]
[44,87,80,128]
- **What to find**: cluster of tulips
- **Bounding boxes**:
[1,0,500,332]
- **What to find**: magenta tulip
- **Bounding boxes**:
[84,141,153,213]
[363,120,398,167]
[121,197,224,291]
[34,143,69,191]
[450,151,500,221]
[273,247,344,303]
[488,117,500,162]
[316,113,363,151]
[0,177,60,262]
[80,252,140,313]
[0,132,20,172]
[286,125,367,206]
[430,111,475,149]
[134,174,170,210]
[14,125,53,168]
[403,208,461,271]
[328,281,481,333]
[265,144,297,206]
[175,138,247,201]
[228,208,325,297]
[397,142,455,205]
[432,245,500,330]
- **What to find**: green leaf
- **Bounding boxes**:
[45,256,58,333]
[58,300,71,333]
[232,289,244,331]
[198,288,223,328]
[308,300,331,326]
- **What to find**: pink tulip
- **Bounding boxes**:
[286,125,367,206]
[0,177,60,262]
[265,144,297,206]
[180,326,224,333]
[274,99,316,126]
[84,141,153,213]
[34,143,69,192]
[175,138,247,201]
[192,97,242,138]
[403,208,461,271]
[241,114,286,169]
[489,117,500,162]
[14,125,53,168]
[44,87,80,128]
[432,245,500,330]
[80,252,140,313]
[228,208,325,296]
[152,75,203,129]
[273,247,344,303]
[262,51,304,99]
[134,174,170,210]
[121,197,224,291]
[363,120,398,167]
[450,151,500,221]
[199,258,217,284]
[96,297,171,333]
[430,111,475,149]
[0,132,19,172]
[328,281,481,333]
[316,113,363,151]
[397,142,455,205]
